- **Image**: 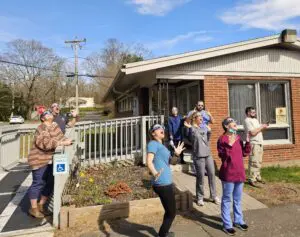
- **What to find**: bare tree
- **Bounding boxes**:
[0,39,64,118]
[83,39,151,102]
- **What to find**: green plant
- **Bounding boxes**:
[261,166,300,183]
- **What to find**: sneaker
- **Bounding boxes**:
[256,179,266,184]
[234,223,248,231]
[197,199,205,206]
[212,196,221,205]
[28,208,44,219]
[248,180,259,188]
[223,228,236,236]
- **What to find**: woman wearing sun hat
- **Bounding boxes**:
[146,124,185,237]
[27,110,72,218]
[217,117,251,235]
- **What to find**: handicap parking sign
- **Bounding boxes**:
[53,154,69,175]
[57,164,65,172]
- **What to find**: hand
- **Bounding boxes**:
[184,121,192,128]
[154,168,163,181]
[262,124,269,129]
[60,139,72,146]
[70,110,77,118]
[174,141,186,156]
[228,134,237,146]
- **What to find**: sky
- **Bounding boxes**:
[0,0,300,61]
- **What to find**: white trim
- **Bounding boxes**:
[124,35,281,71]
[263,140,292,145]
[159,70,300,78]
[156,73,204,80]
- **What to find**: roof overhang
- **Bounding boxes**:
[103,29,300,102]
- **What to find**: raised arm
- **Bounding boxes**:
[244,119,268,137]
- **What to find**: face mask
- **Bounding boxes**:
[229,128,237,134]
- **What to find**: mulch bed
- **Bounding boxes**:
[245,182,300,206]
[63,163,157,207]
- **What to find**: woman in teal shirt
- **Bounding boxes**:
[147,124,185,237]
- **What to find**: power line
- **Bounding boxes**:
[0,59,113,79]
[0,59,70,74]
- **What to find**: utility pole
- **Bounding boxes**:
[65,37,86,113]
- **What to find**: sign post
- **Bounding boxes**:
[53,153,69,175]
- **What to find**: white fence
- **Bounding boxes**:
[75,115,164,166]
[0,124,37,171]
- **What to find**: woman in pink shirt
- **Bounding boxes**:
[217,117,251,236]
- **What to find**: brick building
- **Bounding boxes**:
[103,29,300,165]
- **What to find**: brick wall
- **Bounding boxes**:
[204,75,300,166]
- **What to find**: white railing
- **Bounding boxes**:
[74,115,164,166]
[0,124,37,171]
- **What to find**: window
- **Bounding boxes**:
[177,82,200,115]
[229,81,291,144]
[118,97,133,112]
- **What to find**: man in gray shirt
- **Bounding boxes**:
[243,107,268,187]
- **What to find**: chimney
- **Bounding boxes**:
[281,29,297,43]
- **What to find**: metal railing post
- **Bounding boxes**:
[141,116,147,164]
[160,115,165,125]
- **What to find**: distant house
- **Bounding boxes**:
[65,97,95,108]
[103,29,300,164]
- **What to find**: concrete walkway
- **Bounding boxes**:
[0,163,53,237]
[173,170,268,216]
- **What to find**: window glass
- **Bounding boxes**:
[260,83,285,124]
[229,82,290,142]
[229,84,256,125]
[189,85,199,112]
[263,128,288,140]
[178,88,188,115]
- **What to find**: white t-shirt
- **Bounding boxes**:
[243,117,264,144]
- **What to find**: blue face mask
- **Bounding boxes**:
[229,128,237,134]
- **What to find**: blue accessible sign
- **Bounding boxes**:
[53,154,69,175]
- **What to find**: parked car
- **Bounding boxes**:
[9,115,25,124]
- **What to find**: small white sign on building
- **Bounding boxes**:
[53,154,69,175]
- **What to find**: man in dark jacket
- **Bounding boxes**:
[168,107,185,164]
[51,103,78,134]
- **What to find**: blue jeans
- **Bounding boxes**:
[221,181,245,229]
[28,164,54,200]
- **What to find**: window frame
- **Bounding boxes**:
[229,80,293,145]
[176,81,200,115]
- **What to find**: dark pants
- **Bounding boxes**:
[28,164,54,200]
[153,184,176,237]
